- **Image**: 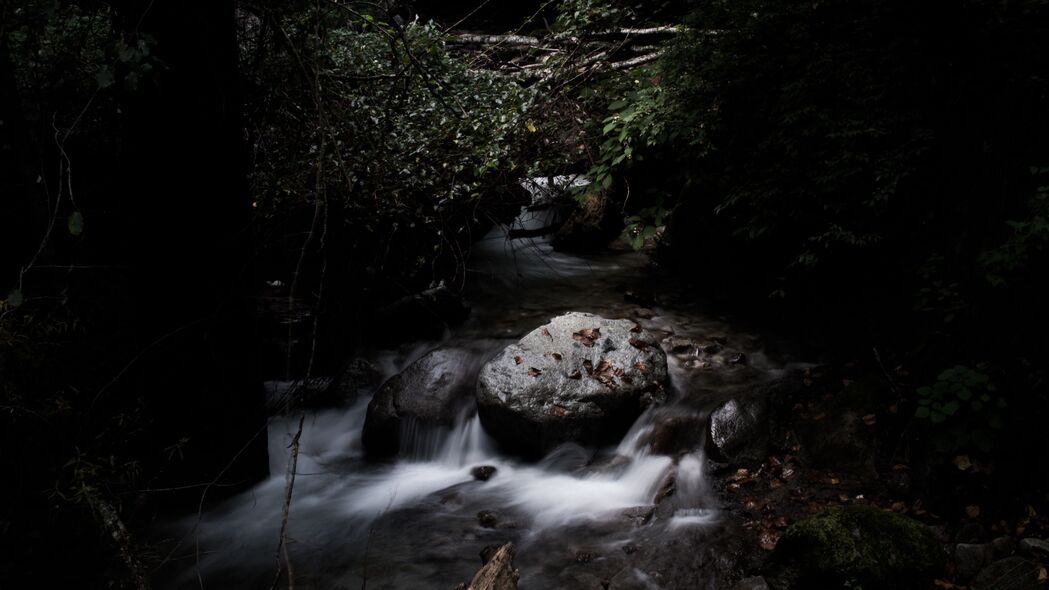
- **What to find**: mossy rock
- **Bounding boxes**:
[769,505,944,588]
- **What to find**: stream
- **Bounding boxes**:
[156,181,800,590]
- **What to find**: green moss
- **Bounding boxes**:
[775,505,944,586]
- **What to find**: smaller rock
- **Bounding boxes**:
[733,577,770,590]
[620,505,657,527]
[666,336,697,354]
[971,556,1041,590]
[478,510,500,528]
[1019,537,1049,559]
[709,398,769,466]
[471,465,498,481]
[991,537,1018,558]
[955,543,995,582]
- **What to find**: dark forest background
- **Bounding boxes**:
[2,0,1048,587]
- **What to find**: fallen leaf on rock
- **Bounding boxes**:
[528,367,542,377]
[953,455,972,471]
[633,361,649,372]
[628,338,650,350]
[544,352,563,361]
[572,328,601,347]
[966,505,981,518]
[630,323,642,333]
[583,359,594,375]
[568,371,582,380]
[542,327,553,339]
[1038,567,1047,583]
[514,356,523,365]
[862,414,877,426]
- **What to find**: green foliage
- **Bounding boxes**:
[914,365,1006,453]
[980,167,1049,287]
[553,0,635,33]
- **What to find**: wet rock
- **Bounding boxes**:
[733,577,770,590]
[709,398,769,467]
[461,543,519,590]
[957,521,986,544]
[619,505,657,527]
[666,336,697,354]
[639,413,706,456]
[471,465,498,481]
[477,312,668,457]
[992,536,1018,558]
[971,556,1041,590]
[362,348,476,457]
[955,543,995,582]
[478,510,500,528]
[1019,537,1049,559]
[769,505,944,588]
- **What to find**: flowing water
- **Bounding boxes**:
[155,184,796,589]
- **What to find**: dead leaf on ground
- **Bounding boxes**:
[568,371,582,380]
[1038,567,1047,583]
[514,356,523,365]
[582,359,594,375]
[862,414,877,426]
[933,580,957,589]
[953,455,972,471]
[528,367,542,377]
[966,505,981,518]
[758,529,780,551]
[542,327,553,339]
[572,328,601,347]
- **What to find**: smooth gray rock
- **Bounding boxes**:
[362,348,476,456]
[971,556,1041,590]
[1019,537,1049,559]
[477,312,668,457]
[709,398,769,466]
[955,543,995,582]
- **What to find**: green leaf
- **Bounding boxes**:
[6,289,23,308]
[914,407,930,419]
[930,411,946,424]
[957,388,973,401]
[917,386,932,397]
[942,401,960,416]
[95,67,115,89]
[68,211,84,236]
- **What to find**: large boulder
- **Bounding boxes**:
[362,348,476,457]
[768,505,944,589]
[477,312,668,457]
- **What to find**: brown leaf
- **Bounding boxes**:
[582,359,594,376]
[568,371,582,380]
[621,376,634,385]
[528,367,542,377]
[862,414,877,426]
[572,328,601,347]
[769,479,783,490]
[1037,567,1047,583]
[758,529,780,551]
[628,338,650,350]
[542,327,553,339]
[891,501,907,513]
[966,505,981,518]
[933,580,957,589]
[514,356,523,365]
[953,455,972,471]
[781,466,796,480]
[633,361,649,372]
[544,352,563,361]
[595,359,613,375]
[630,323,643,333]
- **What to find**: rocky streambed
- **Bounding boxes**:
[152,189,1048,590]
